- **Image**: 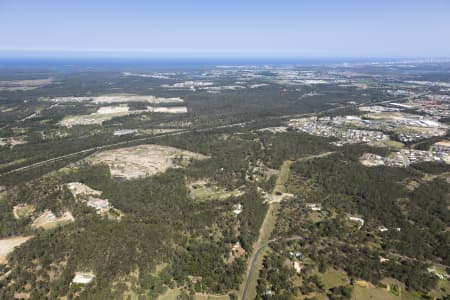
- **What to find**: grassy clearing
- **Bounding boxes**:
[154,263,168,275]
[260,203,279,242]
[0,158,27,170]
[317,270,408,300]
[429,278,450,299]
[189,183,244,201]
[354,285,401,300]
[157,288,181,300]
[274,160,293,194]
[13,204,35,219]
[194,293,230,300]
[318,269,348,290]
[384,140,405,148]
[308,211,324,223]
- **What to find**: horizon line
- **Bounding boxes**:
[0,49,449,61]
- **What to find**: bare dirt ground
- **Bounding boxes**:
[0,236,33,264]
[86,144,209,179]
[32,210,74,230]
[359,153,385,167]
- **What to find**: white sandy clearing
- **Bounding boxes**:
[72,271,95,284]
[86,144,209,179]
[59,105,130,126]
[146,106,188,113]
[66,182,101,199]
[44,94,183,104]
[0,137,27,147]
[96,105,129,114]
[0,236,32,264]
[59,104,187,127]
[92,94,183,104]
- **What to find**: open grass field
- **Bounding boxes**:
[353,285,401,300]
[274,160,293,194]
[318,269,348,289]
[189,181,244,201]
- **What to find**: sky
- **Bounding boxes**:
[0,0,449,58]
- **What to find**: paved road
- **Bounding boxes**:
[240,236,303,300]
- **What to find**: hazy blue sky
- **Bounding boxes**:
[0,0,449,58]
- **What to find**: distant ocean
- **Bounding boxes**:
[0,56,439,71]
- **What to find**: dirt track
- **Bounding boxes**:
[0,236,32,264]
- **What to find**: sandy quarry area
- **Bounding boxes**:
[59,104,188,127]
[96,105,129,114]
[86,144,209,179]
[0,236,32,264]
[59,105,131,126]
[45,94,183,104]
[92,94,184,104]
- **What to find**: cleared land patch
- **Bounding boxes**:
[59,104,188,127]
[44,94,184,104]
[32,210,74,230]
[86,144,209,179]
[66,182,101,199]
[93,94,183,104]
[0,136,27,148]
[146,106,188,113]
[59,105,131,126]
[66,182,123,219]
[188,180,244,201]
